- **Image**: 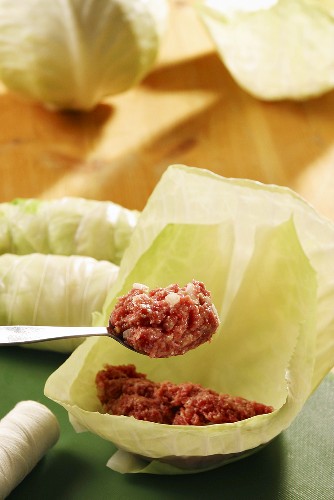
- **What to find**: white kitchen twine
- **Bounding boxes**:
[0,400,60,499]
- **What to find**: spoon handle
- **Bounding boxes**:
[0,325,108,345]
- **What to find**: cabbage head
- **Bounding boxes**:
[0,0,169,110]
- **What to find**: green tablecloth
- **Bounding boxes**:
[1,347,333,500]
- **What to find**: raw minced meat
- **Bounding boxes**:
[95,364,274,426]
[108,280,220,358]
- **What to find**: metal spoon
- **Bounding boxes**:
[0,325,136,351]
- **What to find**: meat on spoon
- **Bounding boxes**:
[108,280,220,358]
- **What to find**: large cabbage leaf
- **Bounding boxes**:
[195,0,334,100]
[0,197,138,265]
[45,165,334,474]
[0,253,119,352]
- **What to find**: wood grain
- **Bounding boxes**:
[0,0,334,220]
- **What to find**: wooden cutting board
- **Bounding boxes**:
[0,0,334,221]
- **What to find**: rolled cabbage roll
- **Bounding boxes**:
[0,197,138,265]
[0,253,119,352]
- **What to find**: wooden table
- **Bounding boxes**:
[0,0,334,219]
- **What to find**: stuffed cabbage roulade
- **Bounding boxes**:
[0,253,119,352]
[0,197,138,265]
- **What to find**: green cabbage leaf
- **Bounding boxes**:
[0,197,138,265]
[45,165,334,473]
[196,0,334,100]
[0,253,119,352]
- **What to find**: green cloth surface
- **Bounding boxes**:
[0,347,333,500]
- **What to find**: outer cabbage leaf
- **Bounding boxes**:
[0,197,138,265]
[45,165,334,474]
[0,253,119,352]
[196,0,334,100]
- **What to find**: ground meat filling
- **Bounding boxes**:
[108,280,220,358]
[96,364,274,426]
